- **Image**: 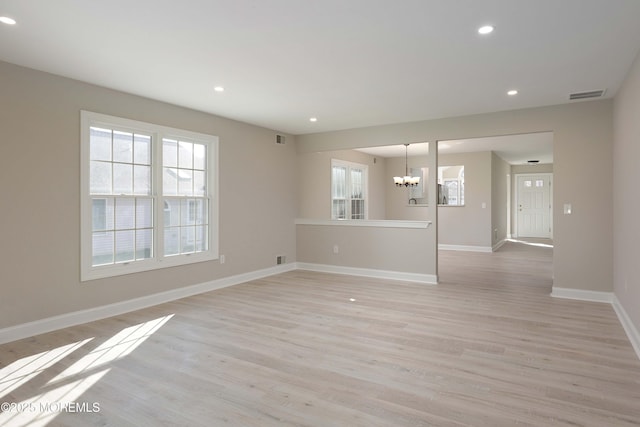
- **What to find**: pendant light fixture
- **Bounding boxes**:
[393,144,420,187]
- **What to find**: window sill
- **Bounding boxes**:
[295,219,431,229]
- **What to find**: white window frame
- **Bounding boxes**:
[81,111,219,281]
[331,159,368,220]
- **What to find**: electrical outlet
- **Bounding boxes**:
[220,254,225,264]
[333,245,339,254]
[276,255,286,265]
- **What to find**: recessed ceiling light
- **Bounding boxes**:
[0,16,17,25]
[214,86,224,92]
[507,89,518,96]
[478,25,494,35]
[309,117,318,122]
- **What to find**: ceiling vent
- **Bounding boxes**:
[569,89,606,101]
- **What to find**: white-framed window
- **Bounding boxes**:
[331,159,367,220]
[81,111,218,281]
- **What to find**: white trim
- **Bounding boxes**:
[80,110,220,282]
[612,295,640,361]
[0,263,295,345]
[492,239,507,252]
[296,262,437,284]
[438,244,492,253]
[295,218,432,229]
[550,287,613,303]
[550,288,640,361]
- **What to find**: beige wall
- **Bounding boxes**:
[385,155,430,221]
[613,49,640,331]
[296,224,436,277]
[491,153,510,246]
[297,100,614,293]
[0,61,297,328]
[438,152,492,247]
[297,149,386,219]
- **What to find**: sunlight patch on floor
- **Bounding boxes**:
[0,314,174,426]
[507,238,554,248]
[0,339,93,399]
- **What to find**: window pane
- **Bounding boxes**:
[332,166,346,198]
[332,200,346,219]
[115,230,135,263]
[92,231,113,266]
[351,169,363,199]
[134,134,151,165]
[164,227,180,256]
[446,181,458,204]
[536,180,544,187]
[90,127,112,161]
[181,226,195,253]
[178,141,193,169]
[195,226,207,252]
[163,139,178,167]
[193,170,206,196]
[525,180,532,187]
[115,198,135,230]
[351,200,364,219]
[166,200,180,227]
[182,199,195,226]
[113,131,133,163]
[136,198,153,228]
[178,169,193,196]
[92,199,107,231]
[194,199,207,225]
[163,168,178,196]
[105,198,115,230]
[136,229,152,260]
[113,163,133,194]
[90,161,112,194]
[193,144,206,170]
[134,165,151,195]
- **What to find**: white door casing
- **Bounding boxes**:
[515,174,553,238]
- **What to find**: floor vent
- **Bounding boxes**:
[569,89,606,100]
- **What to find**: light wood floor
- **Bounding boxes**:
[2,241,640,426]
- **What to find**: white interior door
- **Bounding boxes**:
[516,174,552,238]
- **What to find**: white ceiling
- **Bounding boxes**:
[1,1,640,135]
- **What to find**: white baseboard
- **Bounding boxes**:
[551,287,640,361]
[550,287,614,303]
[492,239,506,252]
[612,295,640,361]
[0,263,296,345]
[438,244,492,253]
[296,262,438,285]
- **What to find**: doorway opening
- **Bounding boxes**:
[436,132,554,289]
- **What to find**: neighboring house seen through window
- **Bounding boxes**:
[81,111,218,281]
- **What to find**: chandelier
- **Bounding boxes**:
[393,144,420,187]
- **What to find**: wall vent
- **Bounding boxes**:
[569,89,606,100]
[276,134,286,144]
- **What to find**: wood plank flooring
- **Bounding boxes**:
[2,240,640,426]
